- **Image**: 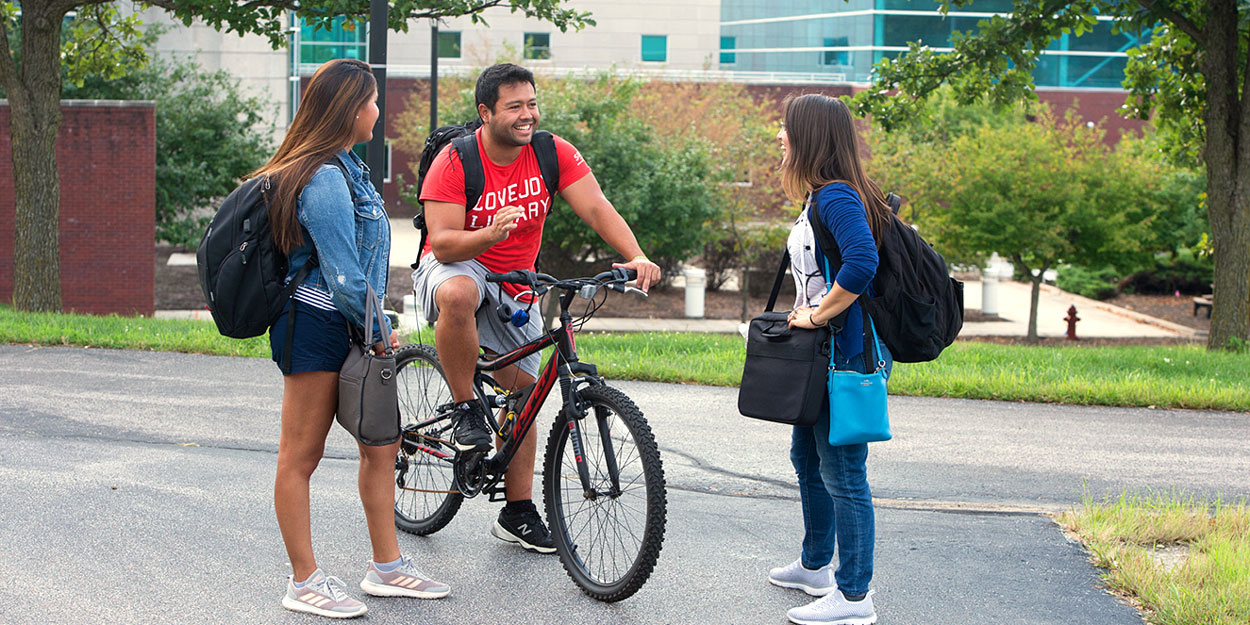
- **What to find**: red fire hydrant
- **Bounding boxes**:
[1064,305,1080,340]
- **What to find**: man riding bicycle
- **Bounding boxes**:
[414,63,661,554]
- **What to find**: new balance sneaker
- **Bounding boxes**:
[359,555,450,599]
[787,589,877,625]
[769,559,836,596]
[281,569,367,619]
[491,502,556,554]
[450,401,492,452]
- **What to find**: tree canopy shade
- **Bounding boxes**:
[1,0,593,313]
[849,0,1250,350]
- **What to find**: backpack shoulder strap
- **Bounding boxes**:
[531,130,560,202]
[451,133,485,212]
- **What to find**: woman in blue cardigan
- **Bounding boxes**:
[769,94,895,625]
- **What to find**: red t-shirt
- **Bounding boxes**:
[419,128,592,298]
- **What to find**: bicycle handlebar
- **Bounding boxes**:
[485,268,637,291]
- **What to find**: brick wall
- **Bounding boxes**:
[0,100,156,316]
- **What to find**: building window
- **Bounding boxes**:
[720,36,736,64]
[822,37,850,66]
[641,35,667,62]
[524,32,551,59]
[299,16,367,64]
[438,31,461,59]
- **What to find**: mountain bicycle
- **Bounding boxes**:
[391,267,666,602]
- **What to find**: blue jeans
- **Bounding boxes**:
[789,339,892,596]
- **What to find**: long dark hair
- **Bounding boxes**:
[252,59,376,254]
[779,94,891,242]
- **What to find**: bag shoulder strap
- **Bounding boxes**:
[326,155,362,203]
[764,249,790,312]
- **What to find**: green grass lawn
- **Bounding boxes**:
[2,306,1246,411]
[1057,492,1250,625]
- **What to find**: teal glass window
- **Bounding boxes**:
[299,16,367,64]
[438,31,461,59]
[823,37,850,65]
[720,36,736,64]
[525,33,551,59]
[641,35,667,62]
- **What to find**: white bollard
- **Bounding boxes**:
[402,293,418,332]
[981,265,999,316]
[683,267,706,318]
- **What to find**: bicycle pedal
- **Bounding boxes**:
[485,483,508,502]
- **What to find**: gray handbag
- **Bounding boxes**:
[337,284,400,446]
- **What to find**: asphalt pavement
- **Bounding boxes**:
[3,345,1247,624]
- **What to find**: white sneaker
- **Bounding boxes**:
[768,559,836,596]
[787,589,877,625]
[282,569,368,619]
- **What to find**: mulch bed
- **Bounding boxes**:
[158,247,1207,347]
[1104,292,1211,333]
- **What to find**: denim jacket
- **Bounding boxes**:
[285,149,391,340]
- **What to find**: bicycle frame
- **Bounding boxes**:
[413,286,621,499]
[478,287,623,495]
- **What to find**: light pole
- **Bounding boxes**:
[430,21,439,132]
[366,0,388,190]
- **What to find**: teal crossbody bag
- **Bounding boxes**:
[822,257,892,446]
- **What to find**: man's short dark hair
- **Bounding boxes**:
[475,63,536,114]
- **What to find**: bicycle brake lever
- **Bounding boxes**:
[621,285,648,297]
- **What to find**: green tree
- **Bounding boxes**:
[64,43,274,247]
[631,80,785,320]
[849,0,1249,350]
[908,111,1153,340]
[1,0,591,313]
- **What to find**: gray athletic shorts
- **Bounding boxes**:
[412,253,544,378]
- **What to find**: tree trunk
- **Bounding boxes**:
[4,4,67,312]
[1026,276,1043,342]
[1199,0,1250,349]
[1011,255,1044,342]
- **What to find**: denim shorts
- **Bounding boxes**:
[269,300,352,374]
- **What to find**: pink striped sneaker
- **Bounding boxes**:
[281,569,367,618]
[359,556,451,599]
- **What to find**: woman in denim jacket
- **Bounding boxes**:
[768,94,895,625]
[253,59,448,618]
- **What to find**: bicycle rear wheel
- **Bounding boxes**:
[542,384,666,602]
[393,344,463,535]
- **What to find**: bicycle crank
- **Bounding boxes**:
[453,449,489,497]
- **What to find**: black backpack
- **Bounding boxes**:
[410,120,560,269]
[196,159,356,340]
[810,190,964,363]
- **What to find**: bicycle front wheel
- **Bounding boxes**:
[393,344,463,535]
[542,384,666,602]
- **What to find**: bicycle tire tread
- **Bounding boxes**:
[542,384,667,602]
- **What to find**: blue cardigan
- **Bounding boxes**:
[809,183,879,361]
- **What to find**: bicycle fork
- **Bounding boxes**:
[562,385,623,500]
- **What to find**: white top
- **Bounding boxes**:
[786,202,829,309]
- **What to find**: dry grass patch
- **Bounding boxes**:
[1057,491,1250,625]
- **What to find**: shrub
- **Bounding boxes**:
[1119,255,1215,295]
[1057,265,1120,300]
